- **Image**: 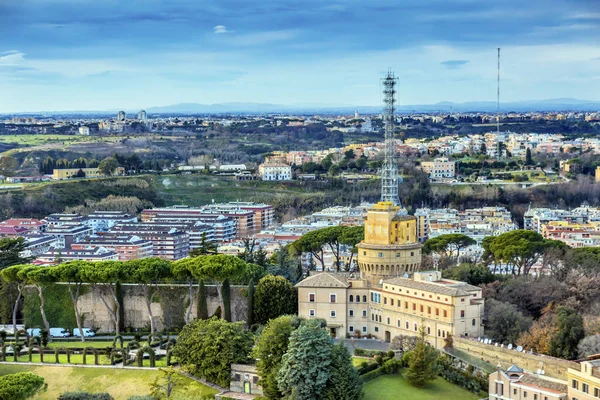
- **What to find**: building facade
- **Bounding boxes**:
[258,163,292,181]
[567,358,600,400]
[488,365,567,400]
[420,157,456,180]
[296,201,484,347]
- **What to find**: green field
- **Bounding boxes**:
[152,173,319,207]
[46,341,116,349]
[363,374,480,400]
[0,364,218,399]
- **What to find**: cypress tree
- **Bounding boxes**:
[116,282,125,333]
[247,281,255,328]
[222,279,231,322]
[197,280,208,320]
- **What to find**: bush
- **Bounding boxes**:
[58,393,114,400]
[360,367,386,383]
[383,359,403,374]
[0,372,46,400]
[356,362,379,376]
[127,397,154,400]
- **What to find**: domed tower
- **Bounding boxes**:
[357,202,422,282]
[357,71,422,282]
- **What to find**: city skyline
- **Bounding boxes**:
[0,0,599,112]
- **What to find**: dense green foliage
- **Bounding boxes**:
[442,264,495,286]
[549,306,585,360]
[423,234,476,260]
[173,318,253,387]
[23,283,76,329]
[292,226,364,271]
[277,320,333,400]
[253,315,299,399]
[486,230,547,276]
[197,280,208,319]
[0,372,46,400]
[253,275,297,325]
[322,343,363,400]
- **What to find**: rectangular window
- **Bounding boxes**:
[413,303,416,311]
[391,299,394,306]
[583,383,589,393]
[436,308,439,316]
[309,293,315,303]
[572,379,578,390]
[330,294,336,303]
[330,310,336,318]
[362,310,367,317]
[349,326,354,332]
[362,326,367,333]
[594,387,599,397]
[397,319,401,327]
[427,306,431,314]
[524,391,527,397]
[443,310,447,318]
[405,302,409,309]
[420,305,424,312]
[384,297,387,305]
[349,309,354,317]
[461,310,465,318]
[378,252,383,258]
[374,327,379,332]
[309,309,315,317]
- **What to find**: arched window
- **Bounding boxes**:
[349,295,354,302]
[363,295,367,303]
[356,296,360,303]
[438,329,441,337]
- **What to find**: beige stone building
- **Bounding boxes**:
[296,201,485,348]
[567,358,600,400]
[488,365,567,400]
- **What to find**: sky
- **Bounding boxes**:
[0,0,599,112]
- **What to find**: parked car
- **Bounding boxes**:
[26,328,41,337]
[73,328,95,338]
[49,328,70,338]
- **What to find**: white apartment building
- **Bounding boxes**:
[258,163,292,181]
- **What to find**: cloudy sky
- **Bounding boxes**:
[0,0,599,112]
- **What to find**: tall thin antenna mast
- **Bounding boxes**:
[497,47,500,135]
[380,70,401,206]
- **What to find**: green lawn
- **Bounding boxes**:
[363,374,480,400]
[0,364,218,400]
[46,341,116,349]
[353,357,375,367]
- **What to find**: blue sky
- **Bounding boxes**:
[0,0,599,112]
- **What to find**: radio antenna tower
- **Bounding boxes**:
[496,48,500,135]
[381,70,401,206]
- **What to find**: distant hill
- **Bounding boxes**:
[145,99,600,115]
[3,99,599,116]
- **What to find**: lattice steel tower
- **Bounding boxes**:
[380,71,401,206]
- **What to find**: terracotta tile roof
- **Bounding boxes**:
[295,272,349,288]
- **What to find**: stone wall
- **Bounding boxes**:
[453,337,578,380]
[77,284,249,332]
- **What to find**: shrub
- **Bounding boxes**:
[127,397,154,400]
[136,346,156,367]
[58,393,114,400]
[356,362,378,376]
[0,372,46,400]
[360,367,385,383]
[383,359,403,374]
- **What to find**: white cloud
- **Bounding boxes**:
[0,51,26,66]
[213,25,230,34]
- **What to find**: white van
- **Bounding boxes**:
[49,328,70,338]
[73,328,95,338]
[27,328,41,337]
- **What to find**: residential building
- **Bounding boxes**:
[524,207,600,234]
[84,211,137,233]
[45,213,87,227]
[42,223,93,248]
[0,218,47,234]
[0,226,28,238]
[567,357,600,400]
[488,365,567,400]
[51,167,125,180]
[258,163,292,181]
[78,126,90,135]
[420,157,457,180]
[107,224,189,260]
[71,234,153,261]
[35,247,119,265]
[596,166,600,183]
[229,364,263,397]
[21,235,60,258]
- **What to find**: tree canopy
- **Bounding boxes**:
[0,372,46,400]
[173,318,253,387]
[487,230,547,276]
[253,275,297,325]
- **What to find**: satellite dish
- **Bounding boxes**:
[507,344,513,350]
[516,346,523,352]
[403,273,409,278]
